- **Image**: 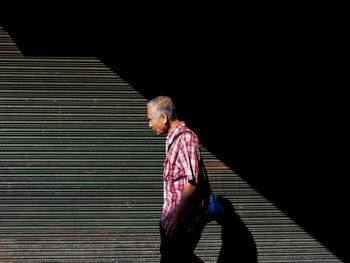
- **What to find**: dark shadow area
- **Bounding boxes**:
[214,196,257,263]
[1,6,348,261]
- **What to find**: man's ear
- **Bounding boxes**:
[161,113,168,125]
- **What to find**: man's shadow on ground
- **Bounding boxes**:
[209,196,258,263]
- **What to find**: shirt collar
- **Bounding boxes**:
[166,121,186,146]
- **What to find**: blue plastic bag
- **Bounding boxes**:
[207,192,224,217]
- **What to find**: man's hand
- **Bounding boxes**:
[165,213,180,237]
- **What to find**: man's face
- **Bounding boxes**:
[147,106,167,135]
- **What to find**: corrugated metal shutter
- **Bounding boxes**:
[0,26,343,262]
[0,26,23,58]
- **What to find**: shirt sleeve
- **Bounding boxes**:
[176,132,200,184]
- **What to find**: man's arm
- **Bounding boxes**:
[165,182,196,236]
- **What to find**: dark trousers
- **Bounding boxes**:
[159,223,204,263]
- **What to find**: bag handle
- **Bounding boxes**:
[167,130,191,151]
[168,130,211,192]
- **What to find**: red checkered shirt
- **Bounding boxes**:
[161,122,202,231]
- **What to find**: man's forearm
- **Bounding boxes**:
[166,182,196,236]
[175,182,196,218]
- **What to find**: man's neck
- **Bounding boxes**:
[168,119,182,134]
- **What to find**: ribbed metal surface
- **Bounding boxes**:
[0,41,343,262]
[0,27,23,57]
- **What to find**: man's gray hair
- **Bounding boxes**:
[147,96,177,120]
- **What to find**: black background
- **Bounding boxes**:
[1,4,348,261]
